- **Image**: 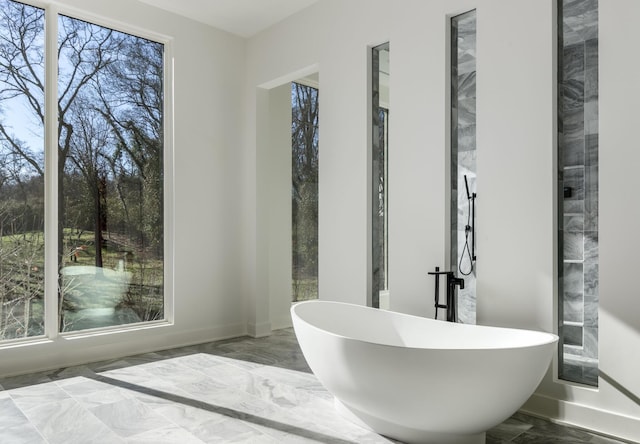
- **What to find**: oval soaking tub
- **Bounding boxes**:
[291,300,558,444]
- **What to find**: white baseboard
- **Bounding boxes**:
[0,322,246,378]
[270,314,293,331]
[247,321,272,338]
[522,393,640,443]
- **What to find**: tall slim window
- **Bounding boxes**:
[558,0,598,386]
[291,82,318,301]
[0,0,165,339]
[451,10,477,324]
[372,42,389,309]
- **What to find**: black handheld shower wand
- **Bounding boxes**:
[459,175,476,276]
[464,174,471,201]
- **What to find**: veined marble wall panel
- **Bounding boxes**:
[451,10,476,325]
[559,0,599,385]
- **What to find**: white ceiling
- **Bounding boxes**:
[137,0,318,38]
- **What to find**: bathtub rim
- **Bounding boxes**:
[291,300,559,351]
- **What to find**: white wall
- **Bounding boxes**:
[527,1,640,440]
[600,0,640,410]
[245,0,640,441]
[390,0,473,317]
[246,0,390,321]
[476,0,556,333]
[0,0,247,376]
[266,84,294,330]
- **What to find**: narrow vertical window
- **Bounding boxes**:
[291,82,318,302]
[558,0,598,386]
[451,10,477,324]
[0,1,46,340]
[57,16,164,332]
[372,42,389,309]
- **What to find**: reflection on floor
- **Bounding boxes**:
[0,329,628,443]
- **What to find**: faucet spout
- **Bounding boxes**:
[452,277,464,290]
[446,273,465,323]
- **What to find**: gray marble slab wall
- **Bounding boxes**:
[372,43,389,309]
[451,10,476,324]
[558,0,598,386]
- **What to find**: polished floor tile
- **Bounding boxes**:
[0,329,630,443]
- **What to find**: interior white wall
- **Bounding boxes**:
[0,0,247,376]
[246,0,390,318]
[246,0,640,441]
[599,0,640,418]
[267,84,294,330]
[475,1,555,333]
[526,1,640,441]
[390,0,473,317]
[251,87,272,337]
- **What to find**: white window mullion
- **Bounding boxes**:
[164,44,175,326]
[44,5,59,339]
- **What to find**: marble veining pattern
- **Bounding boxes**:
[0,329,629,444]
[451,10,477,325]
[559,0,599,385]
[371,42,389,310]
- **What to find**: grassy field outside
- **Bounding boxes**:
[0,228,164,338]
[292,277,318,302]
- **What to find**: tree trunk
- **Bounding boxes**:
[58,159,65,330]
[94,181,104,269]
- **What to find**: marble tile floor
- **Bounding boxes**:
[0,329,629,444]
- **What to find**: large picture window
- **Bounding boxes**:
[0,0,166,340]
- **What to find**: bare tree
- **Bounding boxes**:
[93,34,164,254]
[57,16,123,269]
[0,3,165,335]
[0,7,120,258]
[0,2,45,338]
[67,100,112,268]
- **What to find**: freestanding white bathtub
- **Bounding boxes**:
[291,300,558,444]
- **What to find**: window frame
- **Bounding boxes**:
[0,0,174,345]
